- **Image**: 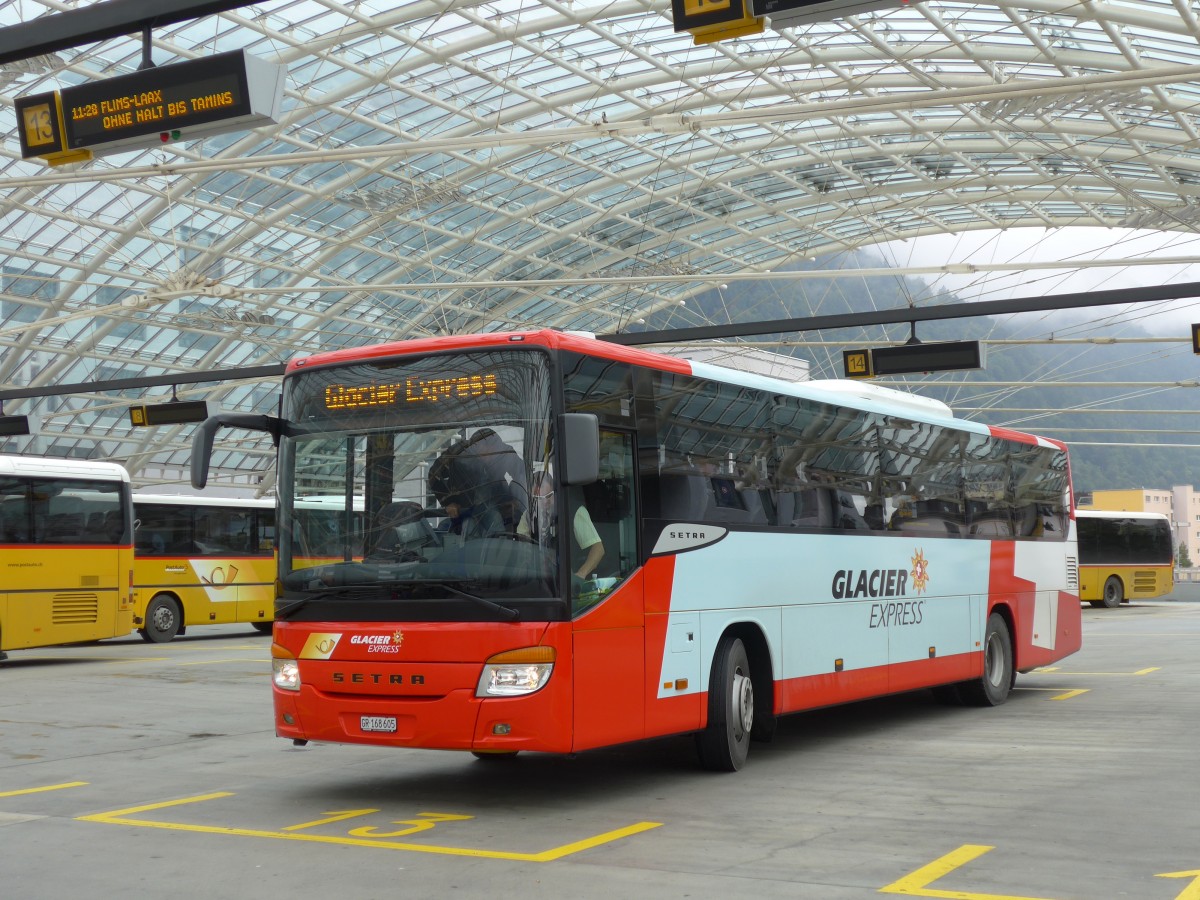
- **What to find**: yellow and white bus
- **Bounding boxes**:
[1077,509,1174,608]
[0,455,135,660]
[132,494,276,641]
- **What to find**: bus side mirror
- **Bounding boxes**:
[191,413,282,489]
[559,413,599,486]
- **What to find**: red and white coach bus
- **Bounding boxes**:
[191,330,1081,770]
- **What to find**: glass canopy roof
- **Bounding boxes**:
[2,0,1199,489]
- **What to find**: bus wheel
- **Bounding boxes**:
[140,594,181,643]
[696,637,753,771]
[1102,576,1124,609]
[251,622,273,635]
[959,612,1012,707]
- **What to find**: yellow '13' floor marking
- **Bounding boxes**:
[879,844,1058,900]
[77,792,661,861]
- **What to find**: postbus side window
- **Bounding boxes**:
[39,479,123,545]
[255,508,276,553]
[0,477,30,543]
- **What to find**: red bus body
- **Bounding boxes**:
[258,330,1081,768]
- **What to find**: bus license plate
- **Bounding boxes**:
[360,715,397,733]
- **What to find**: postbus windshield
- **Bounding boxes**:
[276,348,558,616]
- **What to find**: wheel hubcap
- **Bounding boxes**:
[731,669,754,736]
[985,634,1003,687]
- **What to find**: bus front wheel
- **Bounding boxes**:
[1101,576,1124,609]
[140,594,181,643]
[696,636,753,772]
[959,612,1013,707]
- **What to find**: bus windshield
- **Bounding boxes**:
[277,348,557,612]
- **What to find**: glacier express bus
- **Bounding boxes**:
[191,330,1082,770]
[132,494,276,641]
[0,455,134,660]
[1076,509,1173,608]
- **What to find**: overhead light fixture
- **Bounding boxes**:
[129,399,213,427]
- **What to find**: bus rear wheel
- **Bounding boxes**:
[696,636,753,772]
[140,594,181,643]
[1101,576,1124,609]
[958,612,1013,707]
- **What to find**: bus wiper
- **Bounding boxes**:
[275,585,388,619]
[277,582,520,622]
[438,582,521,622]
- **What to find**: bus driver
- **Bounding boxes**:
[518,471,604,585]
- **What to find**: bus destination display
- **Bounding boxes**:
[56,49,284,157]
[325,374,500,410]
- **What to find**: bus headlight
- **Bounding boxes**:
[272,643,301,691]
[476,646,555,697]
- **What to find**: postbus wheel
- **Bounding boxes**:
[140,594,182,643]
[1101,576,1124,609]
[251,622,274,635]
[958,612,1012,707]
[696,636,753,772]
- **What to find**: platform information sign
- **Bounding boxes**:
[16,49,284,162]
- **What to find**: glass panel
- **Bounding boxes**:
[647,372,775,526]
[0,478,30,542]
[879,420,963,537]
[771,396,880,532]
[574,429,637,615]
[36,478,124,545]
[194,506,254,554]
[278,350,557,603]
[135,504,191,554]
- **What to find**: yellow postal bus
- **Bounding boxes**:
[1076,509,1174,608]
[0,455,135,660]
[132,494,276,641]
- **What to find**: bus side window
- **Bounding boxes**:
[580,430,637,585]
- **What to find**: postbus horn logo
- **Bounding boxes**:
[200,564,239,589]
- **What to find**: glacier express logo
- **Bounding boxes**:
[910,549,930,595]
[831,551,932,599]
[349,631,404,654]
[832,552,932,630]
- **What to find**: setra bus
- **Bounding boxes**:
[132,493,276,641]
[0,454,135,660]
[1076,509,1173,608]
[191,330,1082,770]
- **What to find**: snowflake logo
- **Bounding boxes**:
[910,549,930,595]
